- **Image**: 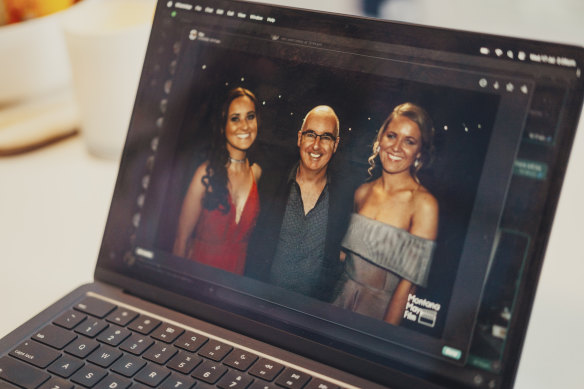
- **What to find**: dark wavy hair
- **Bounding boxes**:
[368,102,435,182]
[201,87,259,212]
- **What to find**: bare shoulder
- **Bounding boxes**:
[251,162,262,182]
[194,160,209,177]
[410,186,439,240]
[354,181,374,208]
[189,161,210,190]
[413,186,439,217]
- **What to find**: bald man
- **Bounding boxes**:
[246,106,355,301]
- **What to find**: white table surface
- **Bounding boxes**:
[0,136,117,338]
[1,1,583,388]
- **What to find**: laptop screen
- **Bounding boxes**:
[96,1,584,387]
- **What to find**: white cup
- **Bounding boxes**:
[62,0,155,159]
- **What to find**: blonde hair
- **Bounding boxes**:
[368,103,435,182]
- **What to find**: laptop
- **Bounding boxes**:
[1,1,583,388]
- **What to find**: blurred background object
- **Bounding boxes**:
[2,0,78,24]
[377,0,583,46]
[0,0,82,155]
[362,0,387,16]
[0,2,6,25]
[0,4,74,104]
[61,0,154,159]
[0,0,154,157]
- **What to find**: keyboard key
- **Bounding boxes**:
[48,354,84,378]
[96,326,131,347]
[304,378,340,389]
[70,364,107,388]
[159,373,197,389]
[275,368,311,389]
[217,370,253,389]
[54,310,87,330]
[127,315,161,335]
[223,349,258,371]
[74,297,116,318]
[87,345,122,367]
[134,363,170,387]
[249,358,284,381]
[38,376,75,389]
[142,343,178,365]
[65,338,100,358]
[110,354,146,378]
[167,351,201,374]
[33,324,77,349]
[143,343,178,365]
[10,340,60,368]
[106,308,138,327]
[75,319,109,338]
[174,331,208,352]
[151,324,184,343]
[0,355,51,388]
[198,340,232,361]
[94,374,132,389]
[120,333,154,355]
[192,360,227,384]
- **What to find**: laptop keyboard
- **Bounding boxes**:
[0,297,341,389]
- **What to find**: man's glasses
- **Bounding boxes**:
[300,130,337,144]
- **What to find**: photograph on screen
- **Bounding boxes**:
[142,40,501,342]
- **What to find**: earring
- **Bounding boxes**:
[414,158,420,168]
[375,145,380,153]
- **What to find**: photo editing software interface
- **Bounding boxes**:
[98,0,583,387]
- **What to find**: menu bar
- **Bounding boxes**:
[167,1,276,24]
[479,45,580,72]
[164,1,582,77]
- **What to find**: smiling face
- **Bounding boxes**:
[378,115,422,176]
[224,95,258,156]
[297,107,339,175]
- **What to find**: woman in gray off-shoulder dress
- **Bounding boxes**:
[333,103,438,325]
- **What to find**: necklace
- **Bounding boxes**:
[229,156,246,164]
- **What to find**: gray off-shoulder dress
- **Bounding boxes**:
[332,213,435,320]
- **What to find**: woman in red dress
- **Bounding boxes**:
[173,87,262,275]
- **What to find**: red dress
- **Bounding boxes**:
[189,179,259,275]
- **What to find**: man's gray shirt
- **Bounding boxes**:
[269,177,330,297]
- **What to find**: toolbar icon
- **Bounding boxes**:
[518,51,527,61]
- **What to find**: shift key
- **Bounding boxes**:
[0,355,51,388]
[10,340,61,368]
